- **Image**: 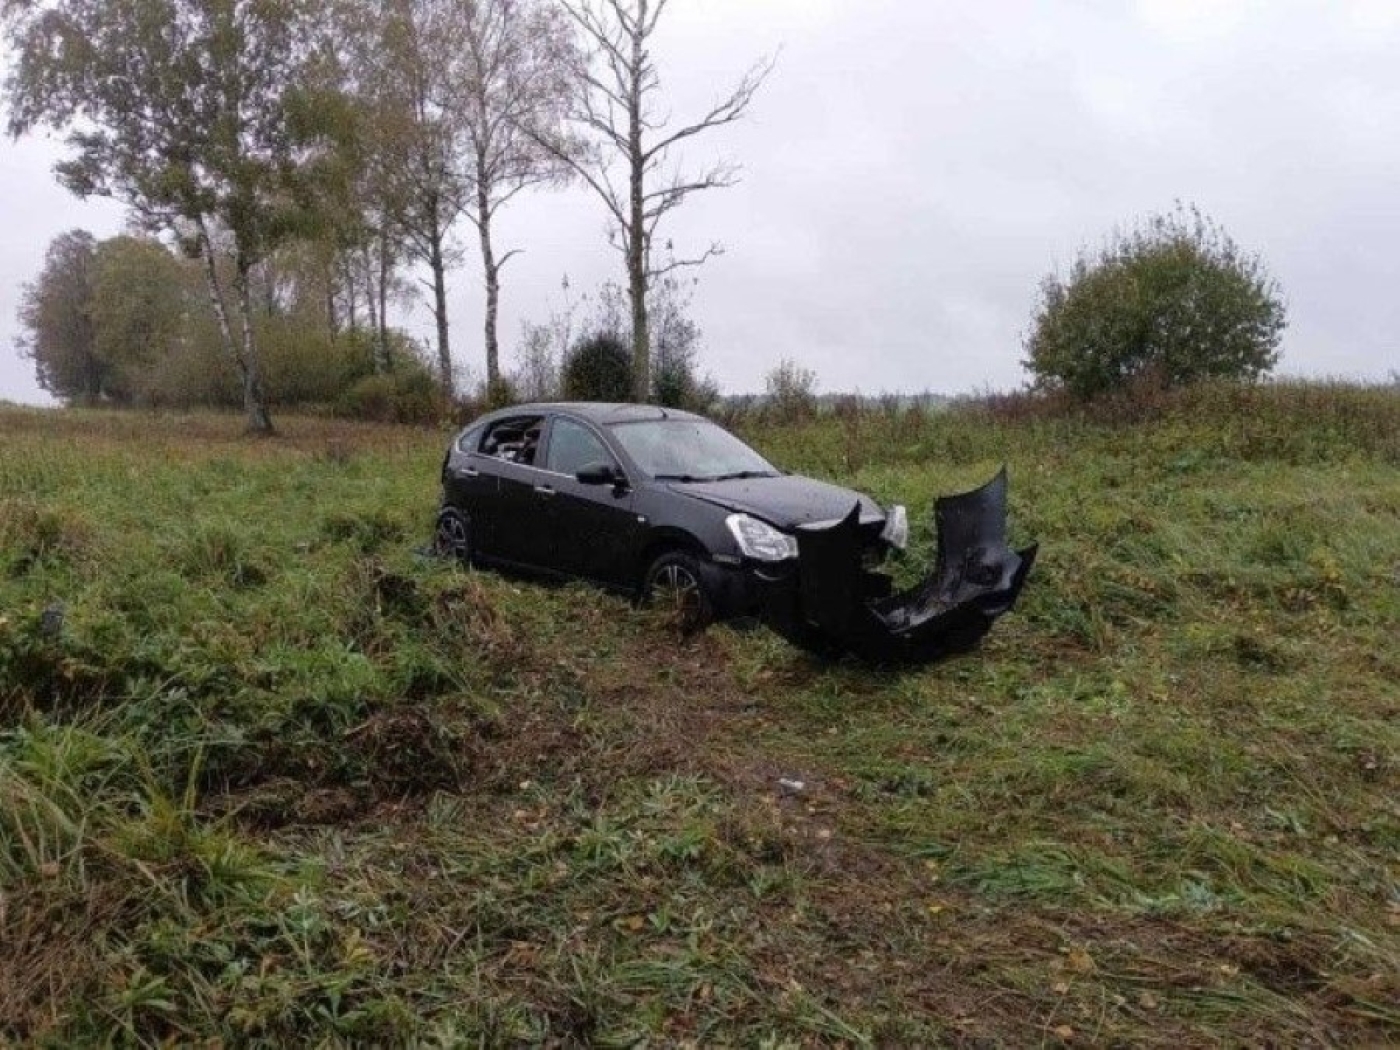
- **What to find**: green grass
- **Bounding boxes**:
[1,386,1398,1045]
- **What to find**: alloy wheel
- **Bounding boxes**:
[650,562,705,632]
[434,512,470,562]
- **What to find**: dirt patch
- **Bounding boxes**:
[344,706,476,793]
[0,881,133,1043]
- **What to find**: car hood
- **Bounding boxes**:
[669,474,885,530]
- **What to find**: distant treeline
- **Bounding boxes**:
[16,230,443,423]
[4,0,772,432]
[16,227,720,423]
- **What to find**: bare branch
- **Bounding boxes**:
[650,242,724,280]
[642,54,775,164]
[553,0,770,398]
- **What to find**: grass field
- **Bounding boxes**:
[2,385,1398,1045]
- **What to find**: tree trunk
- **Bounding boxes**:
[323,252,340,342]
[83,361,102,406]
[326,282,340,343]
[196,223,273,434]
[476,176,501,391]
[376,228,392,373]
[343,256,360,330]
[362,243,383,373]
[429,224,452,400]
[628,233,648,403]
[261,263,277,318]
[627,10,650,402]
[233,257,274,435]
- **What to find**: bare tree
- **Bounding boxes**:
[544,0,772,400]
[445,0,575,394]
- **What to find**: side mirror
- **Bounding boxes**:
[576,462,624,487]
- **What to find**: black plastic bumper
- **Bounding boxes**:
[753,469,1037,664]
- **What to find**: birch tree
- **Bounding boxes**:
[334,0,471,398]
[446,0,575,393]
[4,0,323,433]
[545,0,772,400]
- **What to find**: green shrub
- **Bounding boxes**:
[334,369,443,425]
[259,323,374,406]
[764,358,818,422]
[562,333,633,402]
[481,374,519,410]
[1024,204,1286,399]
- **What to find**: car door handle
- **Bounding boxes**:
[456,466,479,478]
[534,484,556,498]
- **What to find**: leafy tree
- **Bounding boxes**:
[282,70,403,372]
[542,0,772,400]
[332,0,472,399]
[562,332,632,401]
[4,0,328,433]
[15,230,102,404]
[90,235,191,404]
[1024,205,1286,399]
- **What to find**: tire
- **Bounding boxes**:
[432,507,472,564]
[642,550,716,633]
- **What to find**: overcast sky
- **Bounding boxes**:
[3,0,1398,405]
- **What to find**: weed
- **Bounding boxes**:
[0,394,1397,1044]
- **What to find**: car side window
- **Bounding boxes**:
[481,416,545,466]
[545,418,613,477]
[455,424,484,454]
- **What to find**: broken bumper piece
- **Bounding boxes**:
[759,469,1037,664]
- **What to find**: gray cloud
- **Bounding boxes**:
[4,0,1397,404]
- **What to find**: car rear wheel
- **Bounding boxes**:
[433,508,472,564]
[643,551,715,633]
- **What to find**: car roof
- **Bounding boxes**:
[483,402,705,424]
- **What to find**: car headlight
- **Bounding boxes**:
[881,504,909,550]
[725,513,799,562]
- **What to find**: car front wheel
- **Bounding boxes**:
[433,507,472,564]
[643,550,715,633]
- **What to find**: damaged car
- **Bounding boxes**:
[434,402,1035,663]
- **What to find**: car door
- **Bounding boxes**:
[539,415,641,584]
[474,414,552,566]
[442,424,507,554]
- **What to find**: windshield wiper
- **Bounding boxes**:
[653,473,710,483]
[710,470,778,481]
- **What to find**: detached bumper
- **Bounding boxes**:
[756,469,1037,664]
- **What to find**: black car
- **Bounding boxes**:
[433,402,910,626]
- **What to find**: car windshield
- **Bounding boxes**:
[609,419,778,481]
